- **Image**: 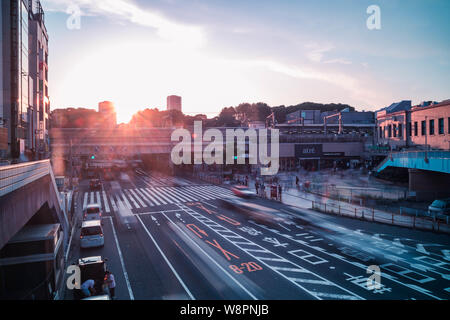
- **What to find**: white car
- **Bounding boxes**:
[80,220,104,249]
[83,203,102,221]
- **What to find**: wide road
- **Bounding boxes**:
[64,168,450,300]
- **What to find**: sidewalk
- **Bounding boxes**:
[245,176,450,234]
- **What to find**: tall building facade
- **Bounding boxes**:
[0,0,49,160]
[98,101,117,127]
[28,0,49,158]
[167,95,182,112]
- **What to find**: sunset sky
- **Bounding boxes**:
[41,0,450,123]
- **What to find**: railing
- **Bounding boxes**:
[311,200,449,233]
[0,160,51,197]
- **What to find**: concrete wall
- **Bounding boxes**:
[409,169,450,201]
[0,175,61,249]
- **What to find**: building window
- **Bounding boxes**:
[393,124,397,137]
[438,118,444,135]
[388,125,392,138]
[414,122,418,136]
[421,121,426,136]
[408,122,412,136]
[429,119,435,135]
[379,126,382,139]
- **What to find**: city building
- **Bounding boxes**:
[98,101,117,127]
[286,110,321,125]
[376,99,450,151]
[409,100,450,150]
[375,100,412,150]
[28,0,50,158]
[278,109,375,136]
[167,95,182,112]
[0,0,49,160]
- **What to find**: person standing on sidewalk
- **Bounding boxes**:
[278,184,282,202]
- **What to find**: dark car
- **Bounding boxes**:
[89,178,101,190]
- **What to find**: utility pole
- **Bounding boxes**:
[424,116,428,163]
[69,139,73,189]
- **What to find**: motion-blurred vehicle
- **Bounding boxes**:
[231,185,255,198]
[73,256,107,300]
[83,203,102,221]
[80,220,104,249]
[428,198,450,218]
[220,197,291,227]
[89,178,101,190]
[82,294,111,300]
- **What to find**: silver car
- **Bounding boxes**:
[83,203,103,221]
[80,220,104,249]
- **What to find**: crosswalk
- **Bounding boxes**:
[83,185,235,213]
[135,169,194,187]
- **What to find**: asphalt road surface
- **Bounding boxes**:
[64,169,450,300]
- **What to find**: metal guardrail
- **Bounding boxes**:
[0,160,51,198]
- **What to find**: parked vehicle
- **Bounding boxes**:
[428,198,450,218]
[73,256,107,300]
[83,203,102,221]
[80,221,104,249]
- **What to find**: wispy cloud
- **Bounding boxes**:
[42,0,205,47]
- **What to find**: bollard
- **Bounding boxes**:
[354,208,357,218]
[339,205,341,216]
[372,208,375,222]
[413,215,416,229]
[362,210,364,220]
[392,212,394,224]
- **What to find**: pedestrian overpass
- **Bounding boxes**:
[376,150,450,174]
[0,160,69,250]
[376,150,450,200]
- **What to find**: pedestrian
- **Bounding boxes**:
[81,279,96,297]
[278,184,282,202]
[261,183,266,198]
[295,176,299,187]
[104,271,116,299]
[255,181,259,196]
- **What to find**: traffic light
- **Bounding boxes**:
[91,155,95,160]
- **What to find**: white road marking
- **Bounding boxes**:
[144,188,167,205]
[108,216,134,300]
[120,192,133,210]
[136,215,195,300]
[252,222,444,300]
[134,188,157,206]
[102,191,110,213]
[161,213,258,300]
[83,193,88,209]
[180,204,362,300]
[124,190,140,209]
[129,189,147,208]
